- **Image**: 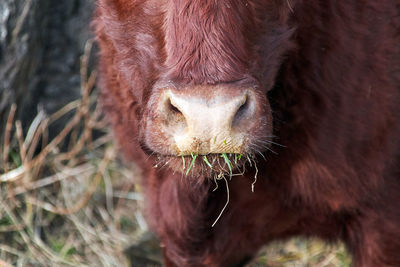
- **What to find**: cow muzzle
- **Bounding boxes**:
[145,83,269,156]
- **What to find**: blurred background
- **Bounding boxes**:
[0,0,351,266]
[1,0,94,127]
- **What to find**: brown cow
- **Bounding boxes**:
[94,0,400,266]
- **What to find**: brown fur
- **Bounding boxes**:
[93,0,400,266]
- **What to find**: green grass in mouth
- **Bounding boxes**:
[181,153,244,177]
[185,153,197,175]
[203,155,212,168]
[221,153,233,178]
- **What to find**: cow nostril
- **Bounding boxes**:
[168,99,182,115]
[237,97,249,115]
[164,97,187,131]
[232,95,250,127]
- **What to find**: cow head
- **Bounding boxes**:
[96,0,296,177]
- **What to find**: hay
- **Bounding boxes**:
[211,174,229,228]
[0,40,144,266]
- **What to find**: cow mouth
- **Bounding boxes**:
[154,152,257,179]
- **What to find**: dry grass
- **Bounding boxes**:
[0,39,351,266]
[249,239,351,267]
[0,40,146,266]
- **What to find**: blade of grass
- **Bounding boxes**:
[3,104,17,172]
[251,159,259,193]
[185,154,197,175]
[181,156,185,171]
[221,153,232,178]
[203,156,212,169]
[211,175,229,227]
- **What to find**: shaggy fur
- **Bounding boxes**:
[94,0,400,266]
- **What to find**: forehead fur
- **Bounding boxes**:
[96,0,296,104]
[162,0,259,84]
[97,0,291,83]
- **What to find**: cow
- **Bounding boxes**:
[93,0,400,266]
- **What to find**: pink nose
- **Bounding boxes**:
[156,84,260,155]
